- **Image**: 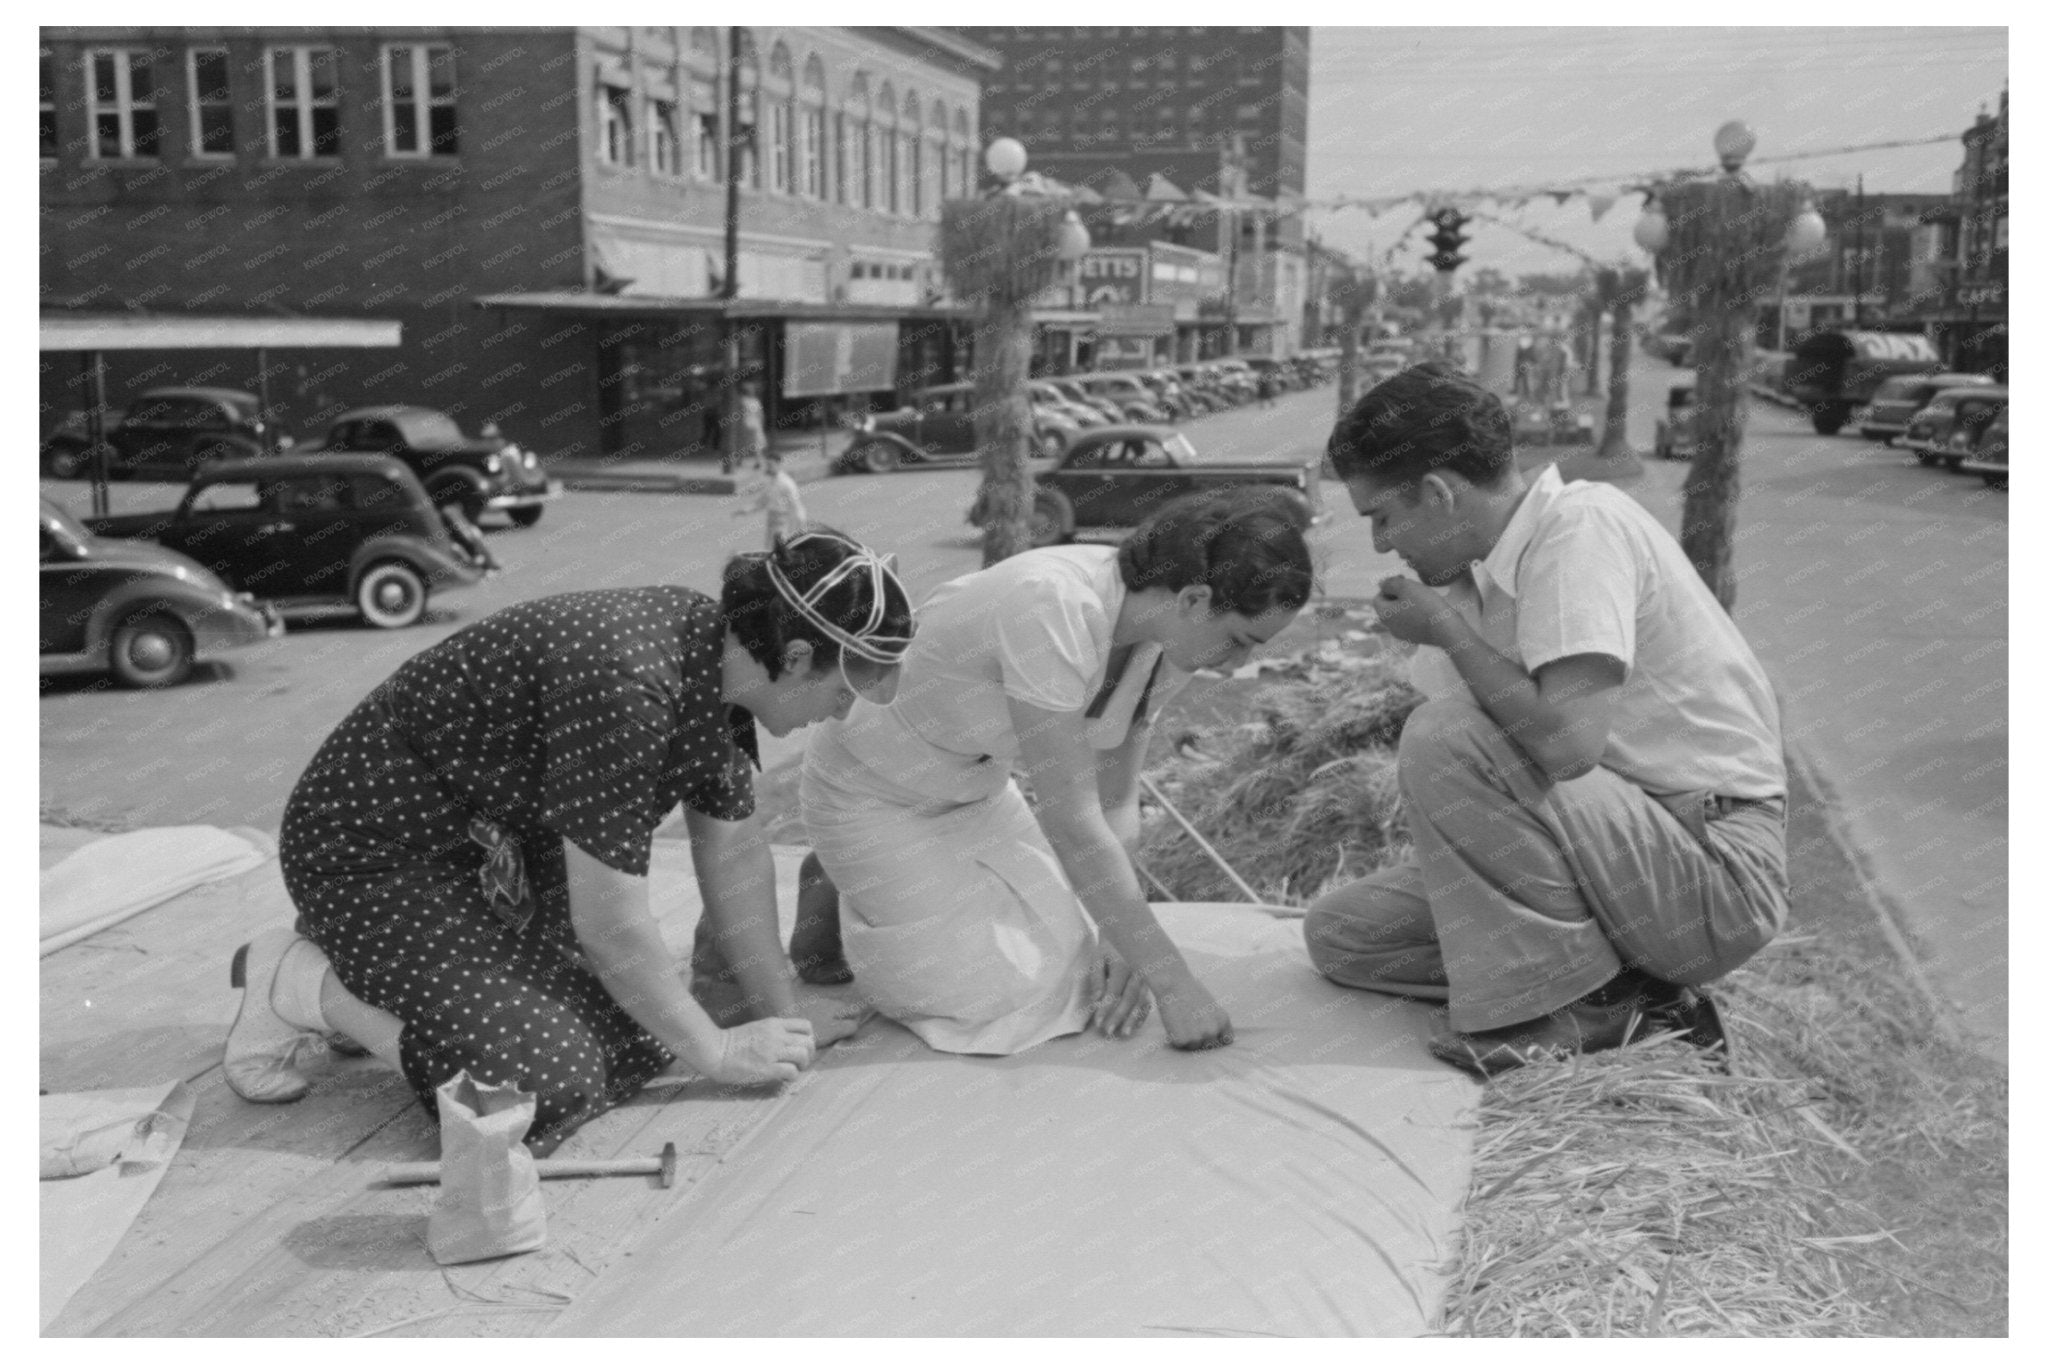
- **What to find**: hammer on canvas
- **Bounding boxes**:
[378,1141,679,1188]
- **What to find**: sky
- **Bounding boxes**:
[1304,25,2010,279]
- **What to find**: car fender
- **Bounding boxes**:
[349,533,486,591]
[839,430,923,467]
[421,463,495,498]
[80,575,221,658]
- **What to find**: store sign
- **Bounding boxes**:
[1096,303,1176,337]
[1077,250,1147,307]
[1956,282,2005,308]
[784,321,900,398]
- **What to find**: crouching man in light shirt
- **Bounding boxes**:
[1306,362,1788,1077]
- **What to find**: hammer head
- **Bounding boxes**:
[658,1140,678,1189]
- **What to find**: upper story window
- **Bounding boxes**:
[598,81,633,167]
[384,43,458,157]
[87,48,161,160]
[187,48,235,157]
[690,73,719,181]
[649,97,682,177]
[40,49,58,160]
[266,46,340,159]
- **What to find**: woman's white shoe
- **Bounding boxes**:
[224,928,323,1103]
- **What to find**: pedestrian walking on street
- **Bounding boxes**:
[733,449,808,551]
[724,381,768,476]
[1257,369,1280,408]
[222,532,916,1152]
[1306,363,1787,1077]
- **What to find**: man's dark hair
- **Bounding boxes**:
[1325,361,1514,492]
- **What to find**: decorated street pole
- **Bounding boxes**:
[939,138,1090,566]
[1586,265,1650,478]
[1634,122,1826,610]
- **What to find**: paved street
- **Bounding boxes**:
[40,363,2006,1049]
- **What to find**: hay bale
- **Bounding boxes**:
[1138,656,1422,904]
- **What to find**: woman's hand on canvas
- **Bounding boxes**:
[1154,974,1234,1051]
[1087,947,1152,1039]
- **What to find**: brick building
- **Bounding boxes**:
[971,26,1310,354]
[1917,89,2008,379]
[40,26,996,461]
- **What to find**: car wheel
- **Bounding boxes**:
[507,504,544,528]
[356,560,429,629]
[848,440,899,474]
[44,442,90,479]
[1982,473,2007,490]
[1028,488,1075,548]
[108,610,194,688]
[1942,456,1963,472]
[1811,406,1847,436]
[1914,452,1940,467]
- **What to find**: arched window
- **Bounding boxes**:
[901,91,922,219]
[689,28,721,181]
[875,82,897,215]
[953,109,972,200]
[847,73,871,210]
[931,98,950,201]
[800,56,826,199]
[766,43,794,194]
[735,29,760,189]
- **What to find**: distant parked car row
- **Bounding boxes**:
[833,354,1337,476]
[42,388,560,527]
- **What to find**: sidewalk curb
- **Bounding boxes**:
[548,445,839,496]
[1781,738,1981,1057]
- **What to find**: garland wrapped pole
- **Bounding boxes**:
[1639,122,1822,611]
[939,158,1082,567]
[1585,265,1650,480]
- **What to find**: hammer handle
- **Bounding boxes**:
[379,1156,661,1185]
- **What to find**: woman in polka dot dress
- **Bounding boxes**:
[221,531,916,1152]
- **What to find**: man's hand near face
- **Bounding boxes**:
[1372,575,1460,647]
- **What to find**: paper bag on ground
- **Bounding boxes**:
[427,1071,546,1265]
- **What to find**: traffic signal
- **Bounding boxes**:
[1427,209,1471,275]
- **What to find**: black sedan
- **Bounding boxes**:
[41,386,283,481]
[310,405,561,527]
[41,497,281,687]
[81,454,492,629]
[971,425,1314,547]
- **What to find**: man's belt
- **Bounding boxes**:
[1705,794,1785,822]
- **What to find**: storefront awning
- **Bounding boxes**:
[40,312,402,351]
[473,291,971,323]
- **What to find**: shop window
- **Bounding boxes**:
[384,43,458,157]
[87,47,161,159]
[188,47,235,157]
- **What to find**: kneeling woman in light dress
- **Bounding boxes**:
[790,489,1314,1054]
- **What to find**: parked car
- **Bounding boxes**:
[1134,369,1198,420]
[1172,365,1235,410]
[1854,372,1996,444]
[1653,379,1698,461]
[1245,356,1299,394]
[41,387,286,481]
[1903,386,2009,470]
[1046,377,1130,425]
[1957,408,2008,489]
[308,406,561,527]
[836,382,1059,475]
[1078,373,1172,424]
[969,424,1313,548]
[41,496,282,687]
[1030,381,1111,430]
[80,454,491,629]
[1785,329,1942,435]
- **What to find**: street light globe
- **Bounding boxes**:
[1632,199,1670,254]
[1713,120,1757,173]
[984,137,1028,181]
[1785,200,1828,258]
[1056,211,1091,261]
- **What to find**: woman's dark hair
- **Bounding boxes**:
[1116,485,1315,617]
[720,525,916,680]
[1325,361,1514,491]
